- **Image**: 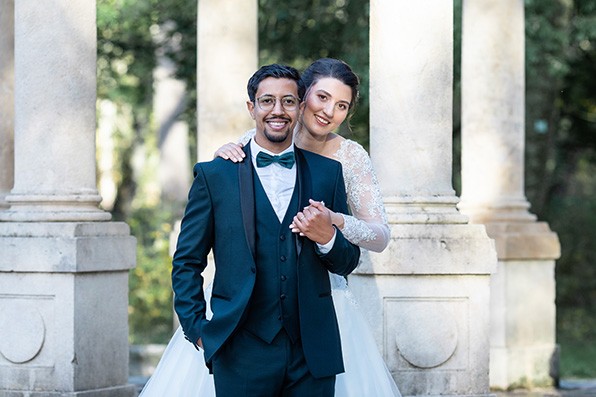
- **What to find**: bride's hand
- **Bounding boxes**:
[214,142,245,162]
[290,200,335,245]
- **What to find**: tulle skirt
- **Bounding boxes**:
[139,279,401,397]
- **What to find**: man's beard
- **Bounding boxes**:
[262,127,292,143]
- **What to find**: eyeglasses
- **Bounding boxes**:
[255,95,299,112]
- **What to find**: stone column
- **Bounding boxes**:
[459,0,560,389]
[153,22,191,205]
[0,1,136,395]
[350,1,497,395]
[197,0,257,161]
[180,0,258,295]
[0,0,14,209]
[2,1,107,222]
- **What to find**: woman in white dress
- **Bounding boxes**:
[139,58,400,397]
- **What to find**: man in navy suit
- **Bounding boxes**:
[172,64,360,396]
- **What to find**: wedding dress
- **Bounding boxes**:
[139,137,400,397]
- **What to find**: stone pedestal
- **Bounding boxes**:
[197,0,257,161]
[353,225,496,395]
[362,1,497,395]
[460,0,561,389]
[485,222,560,389]
[0,223,136,396]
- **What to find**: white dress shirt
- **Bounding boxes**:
[250,139,296,222]
[249,139,336,252]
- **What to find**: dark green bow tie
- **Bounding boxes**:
[256,151,295,169]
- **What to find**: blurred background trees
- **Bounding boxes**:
[96,0,595,377]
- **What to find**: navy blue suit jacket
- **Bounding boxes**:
[172,142,361,378]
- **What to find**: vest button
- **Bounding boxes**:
[280,294,287,300]
[250,267,256,273]
[280,235,286,241]
[280,255,286,262]
[280,275,287,281]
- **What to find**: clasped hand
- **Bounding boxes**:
[290,199,336,245]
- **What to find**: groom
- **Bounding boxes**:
[172,64,360,396]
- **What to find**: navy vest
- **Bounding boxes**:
[242,170,300,344]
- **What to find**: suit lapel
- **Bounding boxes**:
[294,146,312,258]
[239,142,256,260]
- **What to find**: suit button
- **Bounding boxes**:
[280,235,286,241]
[280,275,287,281]
[280,294,287,300]
[280,255,286,262]
[250,267,256,273]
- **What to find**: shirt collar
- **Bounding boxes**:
[250,138,294,162]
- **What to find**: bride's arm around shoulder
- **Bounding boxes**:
[335,139,390,253]
[212,129,256,162]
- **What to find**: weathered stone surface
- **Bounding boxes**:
[197,0,257,161]
[0,0,14,209]
[0,222,136,273]
[351,225,496,395]
[366,1,497,395]
[0,270,133,395]
[1,0,108,222]
[459,0,561,389]
[0,2,137,395]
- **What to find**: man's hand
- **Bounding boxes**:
[290,199,335,244]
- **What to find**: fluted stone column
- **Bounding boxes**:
[0,1,136,395]
[349,1,497,395]
[459,0,560,389]
[0,0,14,209]
[197,0,257,161]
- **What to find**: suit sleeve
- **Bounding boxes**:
[171,163,214,345]
[317,163,361,276]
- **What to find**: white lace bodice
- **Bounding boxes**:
[238,130,390,253]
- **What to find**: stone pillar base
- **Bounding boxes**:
[0,222,136,395]
[483,221,560,390]
[0,384,136,397]
[491,345,559,390]
[350,223,497,396]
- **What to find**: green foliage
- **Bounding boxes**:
[558,307,596,378]
[126,205,176,344]
[98,0,197,343]
[523,0,596,378]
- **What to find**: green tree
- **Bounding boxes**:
[97,0,198,343]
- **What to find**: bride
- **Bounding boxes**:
[139,58,401,397]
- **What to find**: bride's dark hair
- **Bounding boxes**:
[300,58,360,113]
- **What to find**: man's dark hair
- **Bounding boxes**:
[247,64,305,102]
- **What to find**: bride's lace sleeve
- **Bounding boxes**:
[336,140,390,253]
[238,129,256,146]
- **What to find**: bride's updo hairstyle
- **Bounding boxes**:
[300,58,360,115]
